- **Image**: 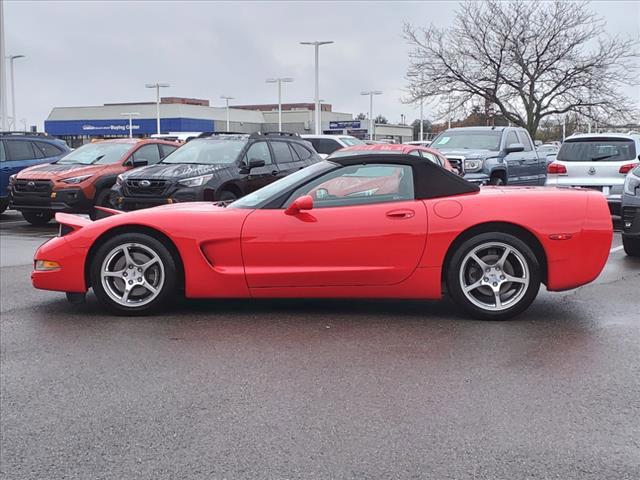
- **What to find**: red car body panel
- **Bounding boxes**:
[32,184,612,300]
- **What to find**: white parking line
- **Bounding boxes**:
[610,245,624,253]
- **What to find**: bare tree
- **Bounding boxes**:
[404,0,639,137]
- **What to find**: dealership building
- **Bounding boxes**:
[44,97,413,147]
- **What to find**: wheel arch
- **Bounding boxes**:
[441,221,548,292]
[84,224,185,290]
[216,181,242,199]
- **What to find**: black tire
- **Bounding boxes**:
[623,235,640,257]
[489,175,505,186]
[22,211,54,226]
[218,190,238,202]
[90,189,114,220]
[90,233,177,315]
[0,199,8,214]
[446,232,541,320]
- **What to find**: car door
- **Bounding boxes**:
[515,130,543,185]
[243,140,277,193]
[2,140,42,179]
[503,130,526,184]
[241,163,428,288]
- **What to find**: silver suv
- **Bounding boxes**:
[546,132,640,218]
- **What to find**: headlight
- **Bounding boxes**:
[624,170,640,196]
[115,174,124,186]
[464,159,484,172]
[178,174,213,187]
[8,174,16,185]
[61,174,92,184]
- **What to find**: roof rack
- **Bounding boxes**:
[249,131,301,139]
[0,131,51,137]
[197,131,247,138]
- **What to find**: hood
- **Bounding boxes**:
[16,163,109,180]
[123,162,232,180]
[434,148,498,159]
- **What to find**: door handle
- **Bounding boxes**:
[271,170,278,176]
[386,209,415,219]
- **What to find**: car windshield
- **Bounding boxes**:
[557,138,637,162]
[229,161,337,209]
[339,137,365,146]
[431,131,502,151]
[56,143,131,165]
[161,139,246,165]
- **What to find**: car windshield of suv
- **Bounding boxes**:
[557,138,637,162]
[339,137,365,146]
[161,139,246,165]
[56,143,131,165]
[229,161,337,209]
[431,131,502,151]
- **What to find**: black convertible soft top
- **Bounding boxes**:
[330,153,479,199]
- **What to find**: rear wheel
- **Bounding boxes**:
[0,199,8,214]
[623,235,640,257]
[446,232,541,320]
[90,233,177,315]
[22,211,53,226]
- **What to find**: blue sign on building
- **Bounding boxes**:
[44,117,215,136]
[329,120,361,130]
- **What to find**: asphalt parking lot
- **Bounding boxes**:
[1,209,639,480]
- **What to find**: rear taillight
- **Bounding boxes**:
[619,163,639,174]
[547,162,567,174]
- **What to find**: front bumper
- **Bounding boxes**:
[9,186,93,213]
[622,204,640,238]
[462,173,490,185]
[32,235,87,293]
[112,183,208,211]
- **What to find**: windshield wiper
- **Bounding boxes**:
[590,154,618,161]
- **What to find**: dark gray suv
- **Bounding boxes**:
[622,163,640,256]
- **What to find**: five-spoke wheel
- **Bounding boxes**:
[91,233,177,314]
[447,232,541,320]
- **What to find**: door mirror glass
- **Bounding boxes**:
[505,143,525,153]
[285,195,314,215]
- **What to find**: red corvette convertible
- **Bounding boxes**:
[32,154,613,320]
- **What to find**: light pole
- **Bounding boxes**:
[0,0,7,130]
[360,90,382,140]
[408,72,425,140]
[220,96,235,131]
[120,112,139,139]
[8,54,25,130]
[145,83,169,134]
[266,77,293,131]
[300,41,333,134]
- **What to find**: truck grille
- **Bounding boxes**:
[13,180,53,197]
[445,156,465,174]
[125,179,168,196]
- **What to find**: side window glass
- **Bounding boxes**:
[421,151,442,166]
[159,144,177,159]
[516,131,533,151]
[5,140,36,161]
[505,131,519,148]
[409,150,422,157]
[318,138,340,155]
[0,141,5,162]
[245,141,272,165]
[286,163,414,208]
[270,141,295,164]
[292,143,312,160]
[31,142,44,159]
[35,141,63,158]
[133,145,161,164]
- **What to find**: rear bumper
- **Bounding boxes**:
[10,187,93,213]
[622,205,640,238]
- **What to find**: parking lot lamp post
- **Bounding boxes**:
[407,72,425,140]
[145,83,169,135]
[120,112,140,139]
[8,54,25,130]
[0,1,7,130]
[300,41,333,134]
[266,78,293,131]
[361,90,382,140]
[220,96,234,131]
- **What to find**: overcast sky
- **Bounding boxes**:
[4,0,640,129]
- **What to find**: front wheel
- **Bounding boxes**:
[446,232,541,320]
[217,190,238,202]
[90,233,177,314]
[489,175,505,186]
[90,189,115,220]
[22,211,54,226]
[623,235,640,257]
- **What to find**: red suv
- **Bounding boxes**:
[9,139,179,225]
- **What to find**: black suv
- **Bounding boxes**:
[111,132,321,210]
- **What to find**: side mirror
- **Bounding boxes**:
[130,158,148,168]
[240,158,266,174]
[505,143,525,154]
[285,195,314,215]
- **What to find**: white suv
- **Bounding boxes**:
[301,135,364,158]
[546,132,640,217]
